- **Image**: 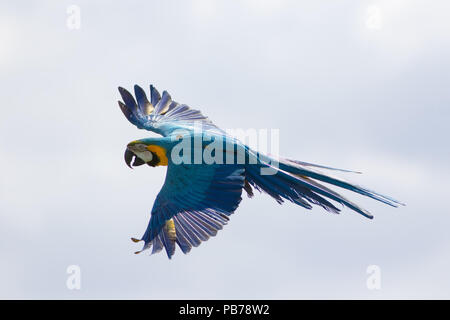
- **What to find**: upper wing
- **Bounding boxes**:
[132,162,246,258]
[118,84,220,136]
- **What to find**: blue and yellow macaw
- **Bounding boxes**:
[118,84,403,258]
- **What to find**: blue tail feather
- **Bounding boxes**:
[244,155,404,219]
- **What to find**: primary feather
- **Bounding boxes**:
[118,85,219,136]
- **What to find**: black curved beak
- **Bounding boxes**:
[124,149,145,169]
[124,149,134,169]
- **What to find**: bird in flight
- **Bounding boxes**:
[118,84,403,259]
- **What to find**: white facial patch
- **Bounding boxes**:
[135,150,153,163]
[127,143,154,163]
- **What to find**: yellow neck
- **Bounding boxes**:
[147,145,168,166]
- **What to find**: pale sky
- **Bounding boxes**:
[0,0,449,299]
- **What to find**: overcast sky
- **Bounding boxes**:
[1,0,449,299]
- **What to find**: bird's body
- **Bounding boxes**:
[118,84,403,258]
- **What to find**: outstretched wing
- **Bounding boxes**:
[118,85,220,136]
[132,162,246,258]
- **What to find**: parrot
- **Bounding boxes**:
[118,84,404,259]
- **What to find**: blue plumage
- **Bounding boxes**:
[119,84,404,259]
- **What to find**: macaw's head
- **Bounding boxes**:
[124,140,168,169]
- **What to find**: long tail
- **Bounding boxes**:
[244,154,404,219]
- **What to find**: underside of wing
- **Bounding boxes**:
[118,85,219,136]
[133,163,246,258]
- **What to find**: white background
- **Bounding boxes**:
[0,1,449,298]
